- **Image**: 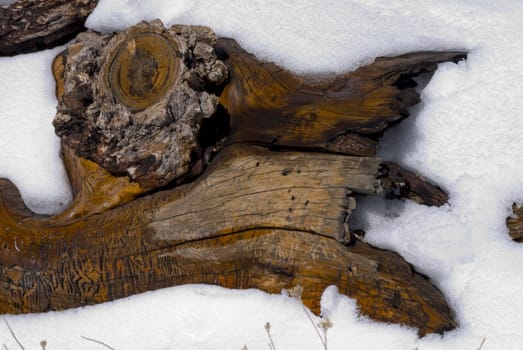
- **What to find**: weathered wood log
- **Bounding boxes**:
[0,0,98,56]
[51,22,459,215]
[0,21,467,336]
[0,145,454,336]
[507,203,523,242]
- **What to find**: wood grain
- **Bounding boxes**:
[0,21,467,335]
[0,145,454,335]
[218,38,466,155]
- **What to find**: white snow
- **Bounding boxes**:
[2,0,523,349]
[0,47,71,214]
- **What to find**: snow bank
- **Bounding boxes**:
[0,47,71,214]
[2,0,523,349]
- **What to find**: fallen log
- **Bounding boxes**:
[0,0,98,56]
[0,145,454,336]
[0,20,467,336]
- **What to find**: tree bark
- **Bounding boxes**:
[0,21,467,336]
[507,203,523,242]
[0,0,98,56]
[53,21,228,190]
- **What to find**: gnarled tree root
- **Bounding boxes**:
[0,21,467,336]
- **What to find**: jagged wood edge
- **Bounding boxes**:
[0,145,455,336]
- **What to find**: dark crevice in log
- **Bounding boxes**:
[197,105,231,166]
[393,73,420,90]
[0,0,98,56]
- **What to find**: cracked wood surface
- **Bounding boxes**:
[0,145,454,336]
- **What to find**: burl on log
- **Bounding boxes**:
[0,20,466,336]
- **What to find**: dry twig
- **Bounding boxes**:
[2,318,24,350]
[80,335,115,350]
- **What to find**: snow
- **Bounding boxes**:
[2,0,523,349]
[0,47,71,214]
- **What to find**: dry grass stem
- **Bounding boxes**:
[80,335,115,350]
[3,318,24,350]
[478,337,486,350]
[302,306,330,350]
[264,322,277,350]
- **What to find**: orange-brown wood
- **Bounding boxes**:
[218,38,465,155]
[0,145,454,335]
[50,144,143,222]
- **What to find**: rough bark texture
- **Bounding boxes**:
[53,20,228,190]
[0,21,468,336]
[507,203,523,242]
[0,0,98,56]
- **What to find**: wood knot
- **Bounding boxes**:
[107,33,179,111]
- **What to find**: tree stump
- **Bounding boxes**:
[0,0,98,56]
[0,20,468,336]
